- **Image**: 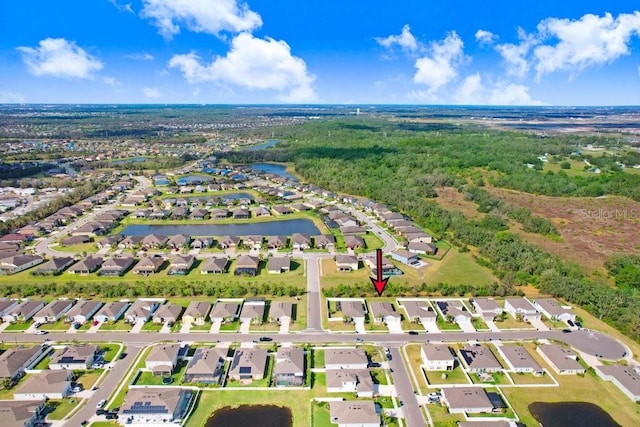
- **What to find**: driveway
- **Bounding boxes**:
[180,322,192,333]
[485,320,500,332]
[458,321,476,333]
[279,318,291,334]
[239,320,251,334]
[354,318,366,334]
[130,321,145,333]
[210,319,222,333]
[530,318,549,331]
[421,320,439,333]
[386,321,404,334]
[87,322,101,333]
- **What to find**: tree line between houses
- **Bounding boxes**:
[223,119,640,341]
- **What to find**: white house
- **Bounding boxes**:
[421,344,455,371]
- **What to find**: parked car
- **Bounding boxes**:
[119,352,127,359]
[408,331,419,335]
[567,320,575,327]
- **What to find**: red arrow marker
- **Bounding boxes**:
[370,248,389,296]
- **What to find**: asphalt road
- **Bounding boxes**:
[304,255,323,332]
[387,346,425,427]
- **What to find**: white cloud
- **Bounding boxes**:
[17,38,103,79]
[534,11,640,78]
[126,53,155,61]
[0,91,26,103]
[475,29,497,45]
[453,73,542,105]
[109,0,134,14]
[102,76,119,86]
[376,24,419,52]
[413,31,466,93]
[141,0,262,39]
[169,32,316,102]
[143,87,162,99]
[495,28,537,78]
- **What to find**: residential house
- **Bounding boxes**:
[118,236,143,249]
[190,237,213,249]
[0,346,46,382]
[183,301,212,326]
[421,344,455,371]
[267,257,291,274]
[267,235,288,249]
[436,301,472,325]
[291,233,312,250]
[118,388,192,425]
[325,348,368,370]
[94,301,130,323]
[274,347,305,387]
[61,235,91,245]
[146,344,182,375]
[234,255,259,276]
[212,209,230,220]
[168,255,194,275]
[344,235,365,249]
[459,344,503,373]
[233,208,250,220]
[240,299,265,324]
[141,234,168,250]
[595,365,640,402]
[339,225,366,235]
[533,298,577,322]
[49,345,98,370]
[68,256,103,275]
[536,344,586,375]
[405,232,433,243]
[497,345,543,375]
[335,254,359,271]
[153,303,184,325]
[183,347,227,384]
[272,205,293,216]
[0,255,43,275]
[14,370,72,400]
[170,207,188,220]
[329,401,379,427]
[2,300,45,323]
[32,257,75,275]
[269,301,293,324]
[504,297,540,321]
[368,301,401,328]
[65,300,103,324]
[313,234,335,249]
[200,257,228,274]
[124,299,160,324]
[0,299,19,318]
[364,255,403,276]
[242,235,263,249]
[326,369,374,397]
[442,387,494,414]
[252,206,271,217]
[133,255,165,275]
[33,299,74,324]
[390,249,418,265]
[337,300,366,323]
[210,301,240,323]
[471,298,504,321]
[0,400,45,427]
[219,235,240,249]
[99,256,135,276]
[407,241,437,255]
[167,234,191,250]
[228,349,268,381]
[401,300,437,325]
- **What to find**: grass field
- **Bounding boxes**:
[424,367,470,386]
[46,398,82,420]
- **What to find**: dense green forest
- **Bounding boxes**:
[224,119,640,340]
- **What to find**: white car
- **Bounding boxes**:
[34,330,47,335]
[96,399,106,409]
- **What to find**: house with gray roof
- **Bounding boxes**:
[133,255,165,275]
[325,348,368,370]
[184,347,227,384]
[210,301,240,323]
[240,299,265,324]
[267,235,288,249]
[291,233,312,250]
[183,301,212,325]
[33,299,74,324]
[99,256,135,276]
[532,298,576,322]
[595,365,640,402]
[0,346,46,382]
[442,387,494,414]
[0,400,45,427]
[496,345,543,374]
[274,347,305,387]
[0,299,19,318]
[329,401,379,427]
[269,301,293,323]
[228,348,268,381]
[313,234,335,249]
[146,344,181,375]
[421,344,455,371]
[200,257,228,274]
[504,297,540,321]
[471,298,503,321]
[436,300,472,325]
[124,299,160,323]
[2,300,45,323]
[234,255,259,276]
[401,299,437,324]
[168,254,194,275]
[368,301,401,327]
[459,344,503,373]
[65,300,103,324]
[337,300,366,323]
[219,235,240,248]
[536,344,585,375]
[335,254,359,271]
[326,369,375,397]
[68,256,103,274]
[32,257,75,275]
[0,254,43,274]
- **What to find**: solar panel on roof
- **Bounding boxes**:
[239,366,251,374]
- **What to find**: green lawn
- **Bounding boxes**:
[190,321,212,331]
[46,398,83,420]
[219,321,239,332]
[53,242,97,254]
[77,370,103,390]
[141,322,163,332]
[424,367,470,386]
[40,320,72,331]
[371,369,388,385]
[34,355,51,370]
[4,321,31,331]
[469,371,511,385]
[134,361,188,386]
[100,343,122,362]
[313,349,325,368]
[436,317,461,331]
[509,371,556,385]
[471,317,489,331]
[311,401,333,427]
[99,321,133,331]
[423,249,497,287]
[185,389,313,427]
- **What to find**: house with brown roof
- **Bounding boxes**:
[94,301,130,323]
[183,301,212,325]
[146,344,182,375]
[268,301,293,324]
[274,347,305,387]
[233,208,250,219]
[2,300,45,323]
[68,256,103,275]
[168,254,194,275]
[234,255,259,276]
[0,254,43,274]
[228,348,268,381]
[335,254,359,271]
[167,234,191,250]
[141,234,168,249]
[0,346,46,382]
[0,400,45,427]
[313,234,335,249]
[61,235,91,245]
[99,256,135,276]
[133,255,165,275]
[32,257,75,275]
[240,299,265,324]
[153,303,184,325]
[200,257,228,274]
[267,256,291,274]
[14,370,72,400]
[49,345,98,370]
[291,233,312,250]
[219,235,240,248]
[326,369,375,397]
[267,235,288,249]
[329,401,379,427]
[421,344,455,371]
[272,205,293,216]
[344,235,365,249]
[190,237,213,249]
[210,301,241,323]
[124,299,160,323]
[183,347,227,384]
[441,387,494,414]
[65,300,103,324]
[33,299,74,324]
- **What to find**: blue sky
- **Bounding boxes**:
[1,0,639,105]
